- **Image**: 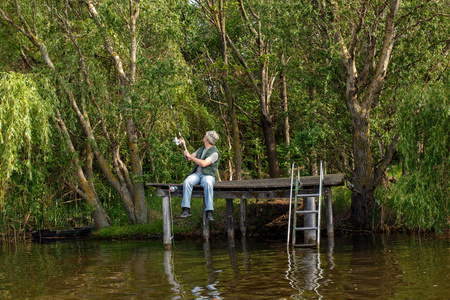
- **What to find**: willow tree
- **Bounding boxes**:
[392,84,449,232]
[0,1,113,228]
[0,72,52,202]
[0,0,172,226]
[307,0,449,227]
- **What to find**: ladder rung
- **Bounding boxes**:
[297,193,320,197]
[294,243,317,248]
[295,226,318,231]
[296,210,318,214]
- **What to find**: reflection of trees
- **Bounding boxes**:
[286,236,405,299]
[5,235,435,299]
[343,235,404,299]
[1,240,194,299]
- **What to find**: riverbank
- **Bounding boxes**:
[11,186,447,242]
[92,198,293,240]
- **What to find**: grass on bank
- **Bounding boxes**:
[93,194,229,239]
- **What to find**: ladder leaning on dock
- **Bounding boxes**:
[287,161,324,248]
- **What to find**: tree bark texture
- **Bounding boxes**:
[280,54,290,146]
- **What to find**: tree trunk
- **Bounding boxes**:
[280,55,290,146]
[56,109,112,228]
[218,0,242,180]
[328,0,400,228]
[223,82,243,180]
[87,0,148,224]
[350,116,375,227]
[261,114,280,178]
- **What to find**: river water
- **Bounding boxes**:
[0,233,448,299]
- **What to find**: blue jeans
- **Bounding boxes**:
[181,173,215,211]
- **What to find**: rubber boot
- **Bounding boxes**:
[179,207,191,218]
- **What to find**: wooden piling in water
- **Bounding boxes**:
[203,200,211,241]
[240,199,247,236]
[226,198,235,239]
[162,195,172,250]
[325,187,334,239]
[304,197,317,244]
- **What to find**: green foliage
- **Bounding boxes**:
[143,135,192,183]
[244,136,268,179]
[332,186,352,221]
[0,72,53,180]
[389,83,449,232]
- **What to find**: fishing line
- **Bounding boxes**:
[156,63,188,159]
[157,64,183,140]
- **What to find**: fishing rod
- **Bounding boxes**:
[156,64,188,160]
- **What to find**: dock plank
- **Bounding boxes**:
[147,173,345,193]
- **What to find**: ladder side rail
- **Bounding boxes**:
[287,162,295,246]
[317,161,324,247]
[293,177,300,245]
[287,162,300,246]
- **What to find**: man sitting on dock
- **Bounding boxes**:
[178,131,220,221]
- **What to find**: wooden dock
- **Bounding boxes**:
[147,173,345,249]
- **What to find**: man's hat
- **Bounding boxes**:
[206,131,219,145]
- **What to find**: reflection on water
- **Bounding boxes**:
[286,246,326,299]
[164,250,182,299]
[0,233,448,299]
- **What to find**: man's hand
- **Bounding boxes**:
[179,138,190,161]
[183,149,192,161]
[179,137,186,149]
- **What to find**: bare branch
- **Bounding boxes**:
[238,0,258,37]
[363,0,400,110]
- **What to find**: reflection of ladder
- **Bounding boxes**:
[286,249,324,299]
[287,161,324,248]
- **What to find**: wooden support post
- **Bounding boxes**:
[203,200,211,241]
[226,198,235,239]
[325,187,334,239]
[162,195,172,250]
[304,197,316,244]
[240,198,247,236]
